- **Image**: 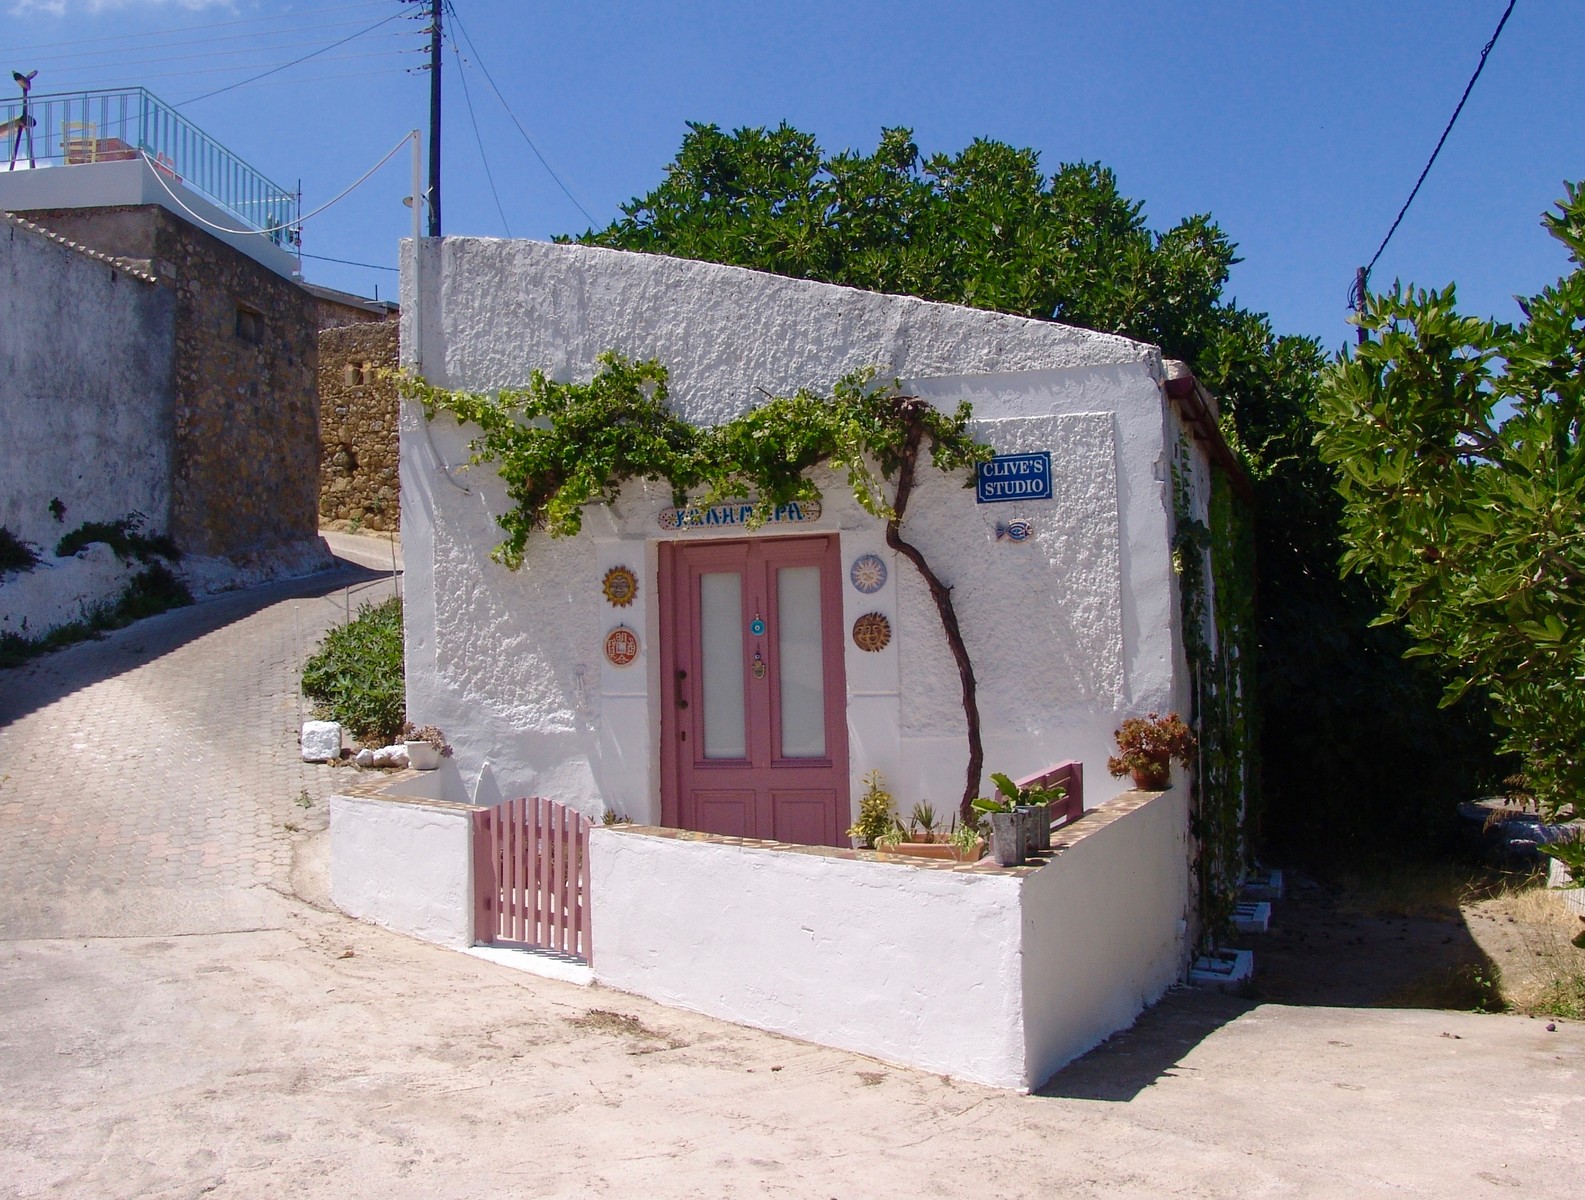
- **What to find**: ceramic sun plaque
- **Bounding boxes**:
[851,612,892,653]
[849,553,887,594]
[602,566,638,607]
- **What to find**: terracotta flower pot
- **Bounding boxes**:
[1131,763,1170,790]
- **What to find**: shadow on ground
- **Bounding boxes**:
[0,556,393,727]
[1043,870,1507,1102]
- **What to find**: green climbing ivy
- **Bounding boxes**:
[1173,439,1258,950]
[402,352,997,812]
[401,352,988,567]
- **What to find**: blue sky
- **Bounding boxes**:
[8,0,1582,355]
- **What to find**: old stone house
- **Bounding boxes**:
[0,87,328,636]
[308,284,400,533]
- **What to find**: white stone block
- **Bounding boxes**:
[300,721,342,762]
[371,744,409,768]
[354,747,375,767]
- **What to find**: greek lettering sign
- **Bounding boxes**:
[658,499,822,531]
[976,452,1052,504]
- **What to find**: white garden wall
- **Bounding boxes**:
[330,792,475,948]
[399,238,1197,818]
[590,786,1190,1091]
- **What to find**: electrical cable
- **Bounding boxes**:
[22,34,416,76]
[1361,0,1517,288]
[301,251,399,272]
[450,37,512,237]
[175,9,409,108]
[40,47,414,88]
[139,131,414,237]
[446,5,596,226]
[13,12,406,66]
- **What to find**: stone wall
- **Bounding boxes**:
[319,320,399,531]
[15,205,320,559]
[0,214,174,551]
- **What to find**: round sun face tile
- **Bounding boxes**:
[602,565,638,607]
[849,553,887,594]
[852,611,892,653]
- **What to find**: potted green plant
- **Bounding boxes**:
[847,770,895,849]
[874,802,985,862]
[971,793,1026,866]
[985,772,1066,853]
[1107,712,1196,791]
[402,723,452,771]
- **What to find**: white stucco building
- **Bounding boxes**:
[332,236,1252,1090]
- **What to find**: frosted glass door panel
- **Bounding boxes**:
[699,572,747,759]
[776,565,826,758]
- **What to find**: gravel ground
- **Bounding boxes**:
[1,533,1581,1199]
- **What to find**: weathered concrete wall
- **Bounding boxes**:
[1019,786,1191,1084]
[590,787,1189,1090]
[591,826,1027,1088]
[329,793,475,948]
[319,321,399,531]
[400,238,1192,815]
[0,214,174,551]
[16,205,320,560]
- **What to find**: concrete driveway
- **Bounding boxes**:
[1,534,1581,1199]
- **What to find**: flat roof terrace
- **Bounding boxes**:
[0,87,301,279]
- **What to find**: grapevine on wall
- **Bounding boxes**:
[402,354,996,815]
[1173,436,1259,949]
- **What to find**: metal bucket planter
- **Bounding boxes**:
[989,812,1025,866]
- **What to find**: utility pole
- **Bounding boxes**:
[427,0,442,237]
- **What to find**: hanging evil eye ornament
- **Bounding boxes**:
[751,649,766,679]
[750,613,766,636]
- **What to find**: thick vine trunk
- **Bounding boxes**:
[885,405,985,822]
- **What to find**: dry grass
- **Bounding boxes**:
[1331,861,1525,921]
[1329,862,1585,1018]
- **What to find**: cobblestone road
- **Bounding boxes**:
[0,538,398,939]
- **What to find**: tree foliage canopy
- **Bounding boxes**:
[576,121,1499,862]
[1316,182,1585,826]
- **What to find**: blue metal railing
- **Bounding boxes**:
[1,87,298,245]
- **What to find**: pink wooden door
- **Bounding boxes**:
[659,535,850,847]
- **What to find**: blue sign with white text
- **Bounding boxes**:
[976,452,1052,504]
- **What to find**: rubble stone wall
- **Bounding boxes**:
[318,320,399,531]
[15,204,319,558]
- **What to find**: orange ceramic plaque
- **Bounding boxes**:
[604,626,639,666]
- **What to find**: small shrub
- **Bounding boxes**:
[56,512,181,563]
[301,596,405,745]
[846,769,895,848]
[0,527,40,573]
[0,560,192,669]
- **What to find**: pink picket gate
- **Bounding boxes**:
[472,796,593,964]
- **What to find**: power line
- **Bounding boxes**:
[175,9,409,108]
[140,131,414,237]
[450,37,512,237]
[22,32,415,76]
[13,13,408,67]
[5,1,393,55]
[1361,0,1517,288]
[446,6,596,226]
[40,47,414,88]
[301,251,399,272]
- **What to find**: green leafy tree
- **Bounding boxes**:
[576,121,1498,862]
[1316,183,1585,862]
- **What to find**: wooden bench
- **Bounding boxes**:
[1015,759,1084,830]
